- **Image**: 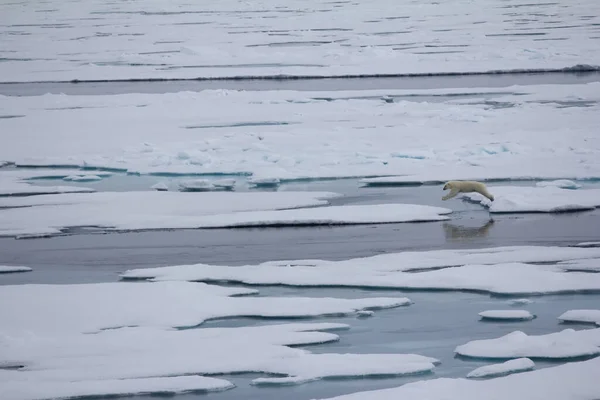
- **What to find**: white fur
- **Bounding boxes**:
[442,180,495,201]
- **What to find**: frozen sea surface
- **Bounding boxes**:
[1,0,600,82]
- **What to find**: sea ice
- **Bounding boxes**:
[178,178,235,191]
[0,265,32,273]
[478,310,535,321]
[536,179,582,189]
[0,375,235,400]
[0,322,438,399]
[0,281,409,335]
[463,186,600,213]
[558,310,600,326]
[557,259,600,273]
[574,242,600,248]
[318,358,600,400]
[151,182,168,191]
[0,190,339,237]
[63,174,104,182]
[121,246,600,296]
[466,358,535,379]
[455,328,600,360]
[1,83,599,182]
[1,0,599,82]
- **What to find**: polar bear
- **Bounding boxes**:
[442,180,494,201]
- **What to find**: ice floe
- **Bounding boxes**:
[455,328,600,360]
[0,265,32,273]
[0,281,409,335]
[1,0,599,82]
[63,174,105,182]
[478,310,535,321]
[0,191,340,237]
[463,186,600,213]
[122,245,600,295]
[151,182,168,191]
[0,375,235,400]
[0,279,434,399]
[178,178,236,191]
[1,83,599,182]
[466,358,535,379]
[319,358,600,400]
[558,310,600,326]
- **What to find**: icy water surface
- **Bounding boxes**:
[1,178,599,399]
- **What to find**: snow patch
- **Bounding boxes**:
[466,358,535,379]
[478,310,535,321]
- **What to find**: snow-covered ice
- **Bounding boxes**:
[536,179,582,189]
[0,281,409,335]
[318,357,600,400]
[558,310,600,326]
[0,279,435,400]
[0,375,235,400]
[121,246,600,295]
[0,174,95,197]
[463,186,600,213]
[151,182,168,191]
[0,323,438,399]
[179,178,236,191]
[0,265,32,273]
[0,191,340,237]
[63,174,104,182]
[1,83,599,182]
[1,0,599,82]
[466,358,535,379]
[479,310,535,321]
[455,328,600,360]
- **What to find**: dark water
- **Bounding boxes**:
[1,71,599,97]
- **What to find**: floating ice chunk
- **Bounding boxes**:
[251,353,439,386]
[248,177,281,187]
[0,321,438,399]
[122,246,600,295]
[178,179,234,191]
[466,358,535,379]
[1,375,234,400]
[63,174,104,182]
[356,310,374,318]
[455,328,600,360]
[558,310,600,326]
[212,178,236,189]
[463,186,600,213]
[0,281,410,335]
[479,310,535,321]
[0,173,95,197]
[319,357,600,400]
[151,182,169,191]
[0,191,339,237]
[536,180,582,189]
[507,299,532,306]
[0,265,32,273]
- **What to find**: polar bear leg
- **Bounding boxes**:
[442,188,459,200]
